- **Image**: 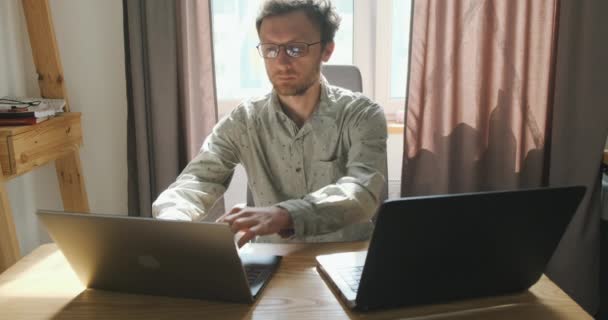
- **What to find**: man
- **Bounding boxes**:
[152,0,387,246]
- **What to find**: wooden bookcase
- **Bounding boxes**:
[0,0,89,273]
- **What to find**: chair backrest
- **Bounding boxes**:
[321,64,363,92]
[247,64,387,206]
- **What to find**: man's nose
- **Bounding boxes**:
[276,47,292,65]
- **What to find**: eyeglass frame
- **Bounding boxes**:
[256,41,322,59]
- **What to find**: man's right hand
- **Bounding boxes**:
[216,205,293,247]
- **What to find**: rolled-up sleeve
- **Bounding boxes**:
[278,105,387,238]
[152,112,242,221]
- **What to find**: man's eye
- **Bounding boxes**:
[287,46,303,56]
[265,47,278,57]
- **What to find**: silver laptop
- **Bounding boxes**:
[316,186,585,311]
[37,210,281,303]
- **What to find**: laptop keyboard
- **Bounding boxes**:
[244,265,270,286]
[337,265,363,293]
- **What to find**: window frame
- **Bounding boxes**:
[373,0,401,120]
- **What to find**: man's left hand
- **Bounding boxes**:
[216,206,293,247]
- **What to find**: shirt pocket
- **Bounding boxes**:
[310,158,345,191]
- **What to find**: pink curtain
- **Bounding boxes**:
[403,0,559,195]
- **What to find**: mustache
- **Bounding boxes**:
[273,71,297,77]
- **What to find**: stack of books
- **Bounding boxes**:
[0,97,66,126]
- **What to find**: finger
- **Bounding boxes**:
[216,206,244,222]
[237,229,257,248]
[224,209,254,223]
[230,217,258,233]
[248,223,269,236]
[229,205,245,214]
[216,212,230,223]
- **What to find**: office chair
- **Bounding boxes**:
[247,64,388,207]
[321,64,363,92]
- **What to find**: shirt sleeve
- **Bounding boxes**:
[277,103,388,238]
[152,111,243,221]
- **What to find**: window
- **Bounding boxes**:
[376,0,412,119]
[210,0,412,119]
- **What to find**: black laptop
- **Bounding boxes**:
[316,186,585,311]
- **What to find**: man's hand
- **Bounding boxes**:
[216,206,293,247]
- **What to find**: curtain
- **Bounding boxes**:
[544,0,607,315]
[402,0,607,314]
[124,0,219,217]
[403,0,559,195]
[176,0,218,160]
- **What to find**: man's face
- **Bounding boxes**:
[258,11,334,96]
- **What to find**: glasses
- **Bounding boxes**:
[256,41,321,59]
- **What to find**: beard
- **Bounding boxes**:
[270,61,321,96]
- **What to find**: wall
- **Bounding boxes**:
[0,0,128,255]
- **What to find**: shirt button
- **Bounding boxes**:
[295,168,301,173]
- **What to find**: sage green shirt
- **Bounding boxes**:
[152,78,387,243]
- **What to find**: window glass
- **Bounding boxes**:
[390,0,411,99]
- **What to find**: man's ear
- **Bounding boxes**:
[321,41,335,62]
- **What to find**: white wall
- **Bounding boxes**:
[0,0,128,255]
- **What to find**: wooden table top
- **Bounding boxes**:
[0,242,591,320]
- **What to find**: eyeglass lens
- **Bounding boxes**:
[260,43,307,58]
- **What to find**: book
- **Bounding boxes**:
[0,97,65,119]
[0,116,51,126]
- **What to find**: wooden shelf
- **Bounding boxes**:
[0,113,83,179]
[0,113,88,272]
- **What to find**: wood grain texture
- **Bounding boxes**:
[0,137,13,178]
[0,179,20,273]
[0,243,592,320]
[21,0,70,109]
[55,147,89,212]
[11,114,83,176]
[0,113,83,177]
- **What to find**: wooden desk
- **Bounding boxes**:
[0,243,590,320]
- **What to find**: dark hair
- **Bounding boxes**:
[255,0,341,46]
